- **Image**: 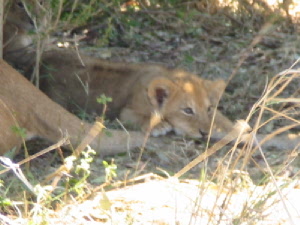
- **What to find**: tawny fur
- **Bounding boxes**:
[39,49,235,138]
[3,0,37,70]
[0,60,146,156]
[3,1,299,151]
[38,51,300,150]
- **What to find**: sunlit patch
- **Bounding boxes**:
[57,41,70,48]
[175,71,186,78]
[288,133,300,140]
[20,36,33,46]
[183,82,194,93]
[218,0,300,18]
[289,2,300,17]
[120,1,140,12]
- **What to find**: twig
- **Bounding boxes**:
[0,137,69,175]
[174,121,251,178]
[134,111,162,178]
[52,0,64,30]
[90,172,164,197]
[0,0,3,59]
[43,119,104,183]
[254,135,296,225]
[116,118,132,158]
[0,157,35,194]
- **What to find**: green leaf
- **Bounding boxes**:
[11,126,27,138]
[97,94,113,105]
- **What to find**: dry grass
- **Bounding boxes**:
[1,60,299,225]
[1,0,300,224]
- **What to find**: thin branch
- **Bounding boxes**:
[0,0,3,59]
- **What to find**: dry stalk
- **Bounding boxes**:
[253,137,296,225]
[133,111,161,178]
[0,137,69,176]
[206,21,275,153]
[174,120,251,178]
[0,0,3,59]
[52,0,64,29]
[253,71,299,147]
[66,0,79,24]
[20,0,62,87]
[202,69,299,225]
[233,68,299,224]
[87,173,165,200]
[43,119,104,184]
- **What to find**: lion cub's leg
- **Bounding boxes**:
[149,122,173,137]
[120,108,144,127]
[210,110,251,143]
[212,110,235,133]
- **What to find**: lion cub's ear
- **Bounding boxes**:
[203,79,227,104]
[148,78,174,109]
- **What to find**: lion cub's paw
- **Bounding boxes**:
[150,121,173,137]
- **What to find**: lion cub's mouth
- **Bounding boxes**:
[150,124,205,140]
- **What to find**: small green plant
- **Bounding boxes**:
[11,126,27,139]
[183,53,195,65]
[96,94,112,105]
[0,180,13,209]
[11,125,30,161]
[64,146,96,196]
[75,146,96,178]
[0,180,14,215]
[96,94,112,121]
[96,18,114,47]
[102,160,117,182]
[0,196,12,208]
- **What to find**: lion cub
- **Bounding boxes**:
[3,0,35,48]
[39,49,234,138]
[3,0,38,70]
[4,0,235,139]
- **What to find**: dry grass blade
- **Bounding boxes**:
[44,119,104,183]
[0,0,3,59]
[251,69,300,149]
[0,137,69,176]
[174,120,251,178]
[253,136,297,225]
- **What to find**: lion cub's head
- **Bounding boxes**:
[4,1,36,53]
[4,0,48,68]
[147,70,226,138]
[4,0,47,47]
[5,0,36,31]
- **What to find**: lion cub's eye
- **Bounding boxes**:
[182,107,194,115]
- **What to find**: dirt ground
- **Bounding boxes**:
[1,2,300,224]
[78,8,300,184]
